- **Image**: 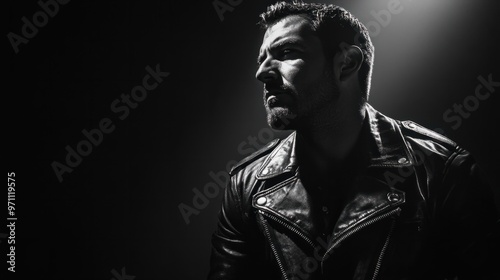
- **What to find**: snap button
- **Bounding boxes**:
[256,197,267,205]
[407,122,416,129]
[398,157,408,164]
[261,169,269,175]
[322,206,328,213]
[387,192,401,202]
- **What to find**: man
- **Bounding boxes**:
[208,2,499,279]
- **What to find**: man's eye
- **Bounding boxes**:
[280,49,299,60]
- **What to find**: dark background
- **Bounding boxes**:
[5,0,499,279]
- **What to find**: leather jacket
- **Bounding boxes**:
[208,104,499,280]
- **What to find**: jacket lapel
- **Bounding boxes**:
[256,132,299,180]
[253,132,319,246]
[253,104,415,256]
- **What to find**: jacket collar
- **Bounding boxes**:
[256,104,413,180]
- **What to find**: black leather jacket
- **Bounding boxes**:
[208,105,499,280]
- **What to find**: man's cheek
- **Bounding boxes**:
[281,64,302,81]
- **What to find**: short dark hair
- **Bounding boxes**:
[258,1,375,99]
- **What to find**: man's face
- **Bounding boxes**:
[256,15,338,130]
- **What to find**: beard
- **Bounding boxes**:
[265,106,298,130]
[264,69,338,130]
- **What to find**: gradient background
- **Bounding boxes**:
[5,0,499,279]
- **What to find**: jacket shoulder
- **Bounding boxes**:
[229,138,281,176]
[400,120,457,148]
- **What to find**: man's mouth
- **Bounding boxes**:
[265,91,288,107]
[266,95,278,106]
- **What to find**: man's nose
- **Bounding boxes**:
[255,59,279,83]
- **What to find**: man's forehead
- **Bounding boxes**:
[260,15,315,48]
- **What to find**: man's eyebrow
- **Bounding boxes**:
[257,38,305,64]
[273,38,304,49]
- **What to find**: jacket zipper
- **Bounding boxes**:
[259,213,289,280]
[321,207,401,272]
[260,210,316,248]
[371,216,396,280]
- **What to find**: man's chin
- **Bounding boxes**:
[266,107,297,130]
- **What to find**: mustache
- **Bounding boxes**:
[263,84,293,97]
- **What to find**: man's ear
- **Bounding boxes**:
[334,45,364,81]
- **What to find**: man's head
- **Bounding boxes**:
[255,1,374,130]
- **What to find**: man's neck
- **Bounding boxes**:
[296,104,367,175]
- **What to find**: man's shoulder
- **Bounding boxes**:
[229,138,281,176]
[399,120,457,148]
[368,104,458,152]
[397,119,470,164]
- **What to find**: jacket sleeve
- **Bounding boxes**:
[207,174,256,280]
[435,147,499,279]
